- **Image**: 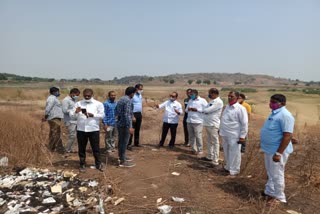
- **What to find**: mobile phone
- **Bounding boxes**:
[81,108,87,114]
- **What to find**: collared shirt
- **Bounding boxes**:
[70,98,105,132]
[45,95,64,120]
[241,101,252,114]
[260,107,294,154]
[132,92,143,113]
[159,100,183,124]
[62,95,77,124]
[202,97,224,128]
[219,102,248,139]
[186,96,208,124]
[115,95,132,128]
[183,97,190,119]
[102,99,117,126]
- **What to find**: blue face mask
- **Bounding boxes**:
[54,92,60,97]
[72,96,79,100]
[191,94,196,100]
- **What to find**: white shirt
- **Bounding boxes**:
[219,102,248,139]
[202,97,224,128]
[186,96,208,124]
[158,100,183,124]
[70,98,105,132]
[62,96,77,124]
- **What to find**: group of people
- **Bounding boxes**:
[43,84,295,206]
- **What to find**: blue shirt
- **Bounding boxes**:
[102,99,117,126]
[115,96,132,128]
[132,92,142,113]
[260,106,294,154]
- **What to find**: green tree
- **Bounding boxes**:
[187,80,193,85]
[196,79,202,85]
[163,79,169,83]
[203,79,211,85]
[169,79,175,84]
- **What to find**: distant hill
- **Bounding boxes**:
[0,73,55,82]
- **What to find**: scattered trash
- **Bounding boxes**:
[247,175,252,178]
[79,187,87,192]
[106,185,113,195]
[151,149,158,151]
[0,156,8,167]
[172,196,185,203]
[174,163,181,167]
[151,184,158,189]
[286,210,302,214]
[66,193,74,202]
[171,172,180,176]
[104,196,112,202]
[73,198,82,207]
[97,197,105,214]
[158,205,173,214]
[156,198,162,204]
[90,166,96,169]
[42,197,56,204]
[88,180,99,187]
[143,196,147,199]
[114,197,125,206]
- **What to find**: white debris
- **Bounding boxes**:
[42,197,56,204]
[286,210,302,214]
[66,193,75,202]
[51,205,63,213]
[158,205,173,214]
[79,187,87,192]
[0,156,8,167]
[0,198,6,206]
[171,172,180,176]
[19,168,34,176]
[73,198,82,207]
[172,196,185,203]
[88,180,99,187]
[143,196,147,199]
[156,198,162,204]
[104,197,112,202]
[114,197,125,206]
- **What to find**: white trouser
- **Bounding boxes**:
[205,126,220,164]
[187,123,203,153]
[222,135,241,175]
[105,126,117,151]
[264,153,289,203]
[65,122,77,152]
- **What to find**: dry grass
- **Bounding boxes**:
[0,107,52,167]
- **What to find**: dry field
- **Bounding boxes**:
[0,84,320,213]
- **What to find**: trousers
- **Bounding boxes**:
[187,123,203,153]
[65,122,77,152]
[205,126,220,164]
[48,118,64,152]
[77,131,101,167]
[222,135,241,175]
[159,122,178,146]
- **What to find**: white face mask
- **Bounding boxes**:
[138,90,143,94]
[84,98,92,103]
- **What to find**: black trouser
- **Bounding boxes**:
[77,131,101,167]
[128,112,142,146]
[183,113,189,144]
[159,122,178,147]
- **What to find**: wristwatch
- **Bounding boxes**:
[275,152,282,156]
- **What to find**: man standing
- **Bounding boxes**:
[70,89,105,172]
[62,88,80,153]
[201,88,223,166]
[220,91,248,176]
[103,91,117,153]
[238,93,252,153]
[116,87,136,167]
[186,89,208,155]
[260,94,294,205]
[43,87,65,153]
[183,89,192,146]
[128,84,143,149]
[156,92,183,149]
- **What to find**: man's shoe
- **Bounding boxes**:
[119,161,136,168]
[168,145,175,149]
[134,144,142,147]
[200,157,213,161]
[126,157,134,162]
[97,164,104,172]
[127,145,133,151]
[79,165,86,173]
[184,143,191,147]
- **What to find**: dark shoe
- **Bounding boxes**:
[127,145,133,151]
[96,164,104,172]
[200,157,213,162]
[168,145,175,149]
[134,144,142,147]
[79,165,86,173]
[119,161,136,168]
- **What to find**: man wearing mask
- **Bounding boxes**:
[185,89,208,155]
[43,87,65,153]
[260,94,294,206]
[156,92,183,149]
[201,88,223,166]
[219,91,248,176]
[70,88,105,172]
[238,93,252,153]
[183,89,192,147]
[116,87,136,167]
[128,83,143,149]
[62,88,81,153]
[103,91,117,153]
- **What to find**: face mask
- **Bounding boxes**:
[138,90,143,94]
[54,92,60,97]
[170,98,175,102]
[109,97,115,102]
[269,102,281,110]
[72,96,79,100]
[85,98,92,103]
[228,99,237,105]
[190,95,196,100]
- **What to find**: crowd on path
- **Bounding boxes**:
[43,84,295,206]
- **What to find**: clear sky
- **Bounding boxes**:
[0,0,319,81]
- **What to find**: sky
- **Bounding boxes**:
[0,0,319,81]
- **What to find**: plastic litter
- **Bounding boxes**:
[171,172,180,176]
[158,205,173,214]
[114,197,125,206]
[172,196,185,203]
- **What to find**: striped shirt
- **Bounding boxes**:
[45,95,64,120]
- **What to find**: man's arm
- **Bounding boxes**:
[44,97,55,119]
[203,100,223,114]
[62,98,69,114]
[238,106,248,140]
